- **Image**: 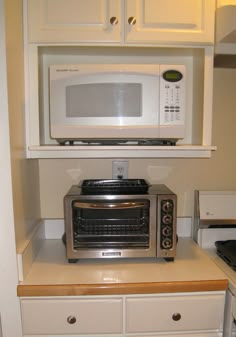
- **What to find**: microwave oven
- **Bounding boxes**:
[63,180,177,262]
[49,64,186,145]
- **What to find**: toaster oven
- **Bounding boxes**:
[63,180,177,262]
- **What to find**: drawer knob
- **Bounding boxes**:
[67,315,77,324]
[110,17,118,25]
[128,16,136,25]
[172,313,181,321]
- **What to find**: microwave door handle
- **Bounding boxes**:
[73,201,147,209]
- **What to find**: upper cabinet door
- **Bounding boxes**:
[125,0,215,44]
[26,0,121,43]
[26,0,215,45]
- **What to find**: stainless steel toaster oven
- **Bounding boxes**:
[63,180,177,262]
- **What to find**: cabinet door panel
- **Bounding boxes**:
[126,294,225,333]
[27,0,121,43]
[125,0,215,44]
[21,298,123,334]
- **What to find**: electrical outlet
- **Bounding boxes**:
[112,161,128,179]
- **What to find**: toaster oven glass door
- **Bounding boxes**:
[72,199,150,250]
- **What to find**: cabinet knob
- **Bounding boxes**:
[172,313,181,321]
[128,16,136,25]
[110,17,118,25]
[67,315,77,324]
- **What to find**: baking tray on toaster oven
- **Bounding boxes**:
[79,179,149,195]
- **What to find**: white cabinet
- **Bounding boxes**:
[125,0,215,45]
[24,45,216,158]
[21,297,123,335]
[126,293,225,333]
[23,0,216,159]
[26,0,215,45]
[26,0,122,43]
[20,292,225,337]
[0,0,23,336]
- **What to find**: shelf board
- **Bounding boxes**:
[27,145,217,159]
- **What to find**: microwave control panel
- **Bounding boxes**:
[159,65,185,126]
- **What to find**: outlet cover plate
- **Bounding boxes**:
[112,161,128,179]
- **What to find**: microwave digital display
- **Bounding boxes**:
[162,70,183,82]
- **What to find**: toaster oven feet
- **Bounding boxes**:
[68,257,174,262]
[68,258,79,263]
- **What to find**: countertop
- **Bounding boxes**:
[17,238,228,297]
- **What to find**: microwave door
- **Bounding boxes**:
[49,70,160,140]
[65,82,142,120]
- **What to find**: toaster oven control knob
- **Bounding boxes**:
[162,201,173,213]
[162,238,172,249]
[162,225,172,236]
[162,214,172,224]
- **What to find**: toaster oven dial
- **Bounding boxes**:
[162,200,173,213]
[162,225,172,237]
[162,214,172,224]
[161,238,172,249]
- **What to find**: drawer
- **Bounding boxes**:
[126,293,225,333]
[21,298,123,335]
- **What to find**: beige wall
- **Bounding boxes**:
[39,68,236,219]
[5,0,41,250]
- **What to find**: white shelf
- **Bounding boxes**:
[27,145,217,159]
[23,45,215,159]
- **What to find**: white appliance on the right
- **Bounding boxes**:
[194,190,236,337]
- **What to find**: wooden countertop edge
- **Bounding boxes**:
[17,279,228,297]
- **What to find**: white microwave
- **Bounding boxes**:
[49,64,186,145]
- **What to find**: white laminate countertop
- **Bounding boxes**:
[17,238,228,296]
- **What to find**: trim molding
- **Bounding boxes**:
[17,221,45,281]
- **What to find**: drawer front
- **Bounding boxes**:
[21,298,123,335]
[126,294,225,333]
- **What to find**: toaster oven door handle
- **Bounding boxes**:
[73,201,147,209]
